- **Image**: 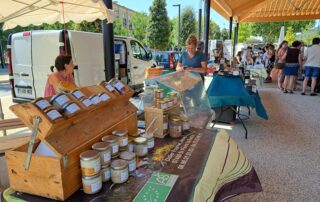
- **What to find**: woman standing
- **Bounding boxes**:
[44,55,76,97]
[276,40,288,90]
[283,41,302,94]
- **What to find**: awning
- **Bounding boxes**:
[0,0,114,30]
[211,0,320,22]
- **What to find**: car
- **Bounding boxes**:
[152,51,180,69]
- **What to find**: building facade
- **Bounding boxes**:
[112,2,137,32]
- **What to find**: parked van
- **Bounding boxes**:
[7,30,155,103]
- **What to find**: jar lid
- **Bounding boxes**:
[111,159,128,170]
[181,117,189,122]
[92,142,110,151]
[50,93,64,103]
[102,135,117,143]
[101,164,110,169]
[120,151,135,160]
[142,133,153,139]
[112,130,128,137]
[82,172,101,180]
[134,137,147,144]
[89,95,98,99]
[80,150,100,161]
[43,106,57,113]
[170,116,181,122]
[159,100,166,104]
[60,101,74,111]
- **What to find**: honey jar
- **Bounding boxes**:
[134,137,148,157]
[61,101,81,117]
[163,113,169,135]
[80,150,101,176]
[142,133,155,150]
[79,97,93,108]
[159,100,167,110]
[101,136,119,158]
[82,172,102,194]
[169,116,182,138]
[181,117,190,134]
[70,89,85,100]
[112,130,128,149]
[111,159,129,184]
[98,92,110,102]
[104,83,120,96]
[89,95,101,105]
[101,165,111,182]
[92,142,111,166]
[44,107,63,121]
[109,79,125,94]
[50,93,70,110]
[120,151,136,174]
[33,97,52,111]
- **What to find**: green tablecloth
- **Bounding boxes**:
[207,75,268,120]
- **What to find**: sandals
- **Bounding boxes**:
[301,92,306,95]
[283,90,288,93]
[310,93,317,96]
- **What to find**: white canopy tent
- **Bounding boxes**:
[0,0,115,30]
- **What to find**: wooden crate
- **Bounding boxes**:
[5,82,137,201]
[144,104,180,138]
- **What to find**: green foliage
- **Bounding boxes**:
[299,27,320,45]
[146,0,170,50]
[209,21,221,40]
[221,28,229,40]
[238,23,252,43]
[285,26,296,45]
[113,18,128,36]
[180,7,196,47]
[130,12,149,45]
[168,17,178,49]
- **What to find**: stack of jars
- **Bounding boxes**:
[168,115,190,138]
[153,89,179,110]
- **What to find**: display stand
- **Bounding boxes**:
[5,82,138,200]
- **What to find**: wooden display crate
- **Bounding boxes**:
[5,82,137,201]
[144,104,180,138]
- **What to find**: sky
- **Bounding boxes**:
[115,0,229,29]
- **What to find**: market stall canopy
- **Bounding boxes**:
[211,0,320,22]
[0,0,114,30]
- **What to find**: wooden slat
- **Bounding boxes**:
[0,133,31,154]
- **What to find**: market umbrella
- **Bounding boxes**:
[0,0,115,30]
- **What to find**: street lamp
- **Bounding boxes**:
[173,4,181,50]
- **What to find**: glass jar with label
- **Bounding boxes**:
[181,117,190,134]
[163,113,169,135]
[50,93,70,110]
[82,172,102,194]
[89,95,101,105]
[101,165,111,182]
[80,150,101,176]
[101,136,119,158]
[79,97,93,108]
[33,97,52,111]
[92,142,111,166]
[166,98,174,108]
[109,79,126,94]
[154,89,164,99]
[142,133,155,150]
[168,92,178,105]
[111,159,129,184]
[44,107,63,122]
[134,137,148,157]
[101,81,120,96]
[61,101,81,117]
[128,137,134,152]
[169,117,182,138]
[70,89,85,100]
[112,130,128,150]
[120,151,136,174]
[98,92,110,102]
[159,100,167,110]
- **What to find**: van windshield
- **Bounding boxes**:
[130,40,148,60]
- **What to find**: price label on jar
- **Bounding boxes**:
[35,99,51,110]
[105,84,115,92]
[91,96,101,105]
[93,161,100,172]
[82,99,93,107]
[120,171,128,182]
[129,162,136,172]
[114,81,124,91]
[56,95,69,105]
[148,140,154,149]
[100,93,110,101]
[47,110,62,121]
[68,103,80,113]
[143,146,148,154]
[72,90,84,99]
[91,181,102,193]
[112,145,119,153]
[163,123,168,130]
[104,170,111,180]
[122,139,128,146]
[103,153,111,162]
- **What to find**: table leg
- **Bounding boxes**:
[233,107,248,139]
[211,107,229,127]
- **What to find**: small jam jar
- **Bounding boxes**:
[134,137,148,157]
[181,117,190,134]
[92,142,111,166]
[101,136,119,158]
[104,83,120,96]
[50,93,70,110]
[44,107,63,121]
[120,151,136,174]
[163,113,169,135]
[169,117,182,138]
[70,89,85,100]
[159,100,167,110]
[101,165,111,182]
[109,79,125,94]
[79,97,93,108]
[80,150,101,176]
[128,137,134,152]
[82,172,102,194]
[98,92,110,102]
[142,133,155,150]
[33,97,52,111]
[61,101,81,117]
[112,130,128,150]
[111,159,129,184]
[155,89,164,99]
[89,95,101,105]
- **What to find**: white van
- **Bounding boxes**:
[7,30,156,103]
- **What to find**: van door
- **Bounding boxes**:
[128,40,154,86]
[11,32,35,100]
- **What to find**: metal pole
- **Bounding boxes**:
[178,5,181,50]
[0,43,5,69]
[233,23,239,58]
[0,99,6,136]
[198,0,202,41]
[102,0,115,81]
[229,17,233,40]
[204,0,211,60]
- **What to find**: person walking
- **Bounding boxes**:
[276,40,288,90]
[301,37,320,96]
[283,41,302,94]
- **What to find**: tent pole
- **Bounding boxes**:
[102,0,115,81]
[204,0,211,60]
[198,0,202,41]
[229,17,233,40]
[233,23,239,58]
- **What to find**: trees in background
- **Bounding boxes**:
[130,12,148,45]
[146,0,170,50]
[180,7,196,46]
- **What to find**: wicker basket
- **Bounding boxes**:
[145,67,163,79]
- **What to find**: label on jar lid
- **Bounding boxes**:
[91,181,102,193]
[100,93,110,101]
[82,99,93,107]
[67,103,80,114]
[55,95,70,105]
[129,161,136,172]
[47,110,62,120]
[120,171,128,182]
[103,153,111,162]
[105,84,115,92]
[91,96,101,105]
[93,161,100,172]
[35,99,51,110]
[163,123,168,130]
[147,140,154,149]
[72,90,84,99]
[104,169,111,180]
[114,81,124,91]
[112,145,119,153]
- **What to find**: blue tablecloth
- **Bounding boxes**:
[207,75,268,120]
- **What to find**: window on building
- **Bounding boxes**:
[123,18,127,26]
[129,23,133,30]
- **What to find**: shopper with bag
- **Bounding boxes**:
[274,40,288,90]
